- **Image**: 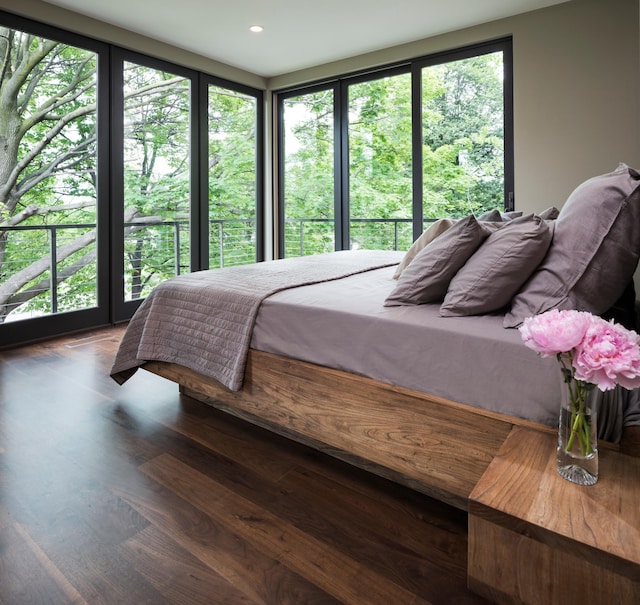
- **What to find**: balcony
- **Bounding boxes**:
[0,216,418,322]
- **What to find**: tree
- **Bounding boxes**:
[0,31,100,321]
[282,89,336,256]
[121,61,191,300]
[281,51,506,256]
[207,85,259,267]
[0,31,200,320]
[422,52,505,218]
[348,73,413,250]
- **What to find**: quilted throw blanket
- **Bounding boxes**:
[110,250,400,391]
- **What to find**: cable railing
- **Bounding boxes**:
[283,216,416,256]
[1,216,416,321]
[0,223,98,321]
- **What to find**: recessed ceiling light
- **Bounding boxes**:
[249,25,264,33]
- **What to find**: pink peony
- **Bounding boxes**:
[519,309,593,357]
[573,316,640,390]
[521,309,640,471]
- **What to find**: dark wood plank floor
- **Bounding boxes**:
[0,326,492,605]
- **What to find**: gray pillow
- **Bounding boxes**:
[392,218,457,279]
[539,206,560,220]
[440,214,553,317]
[384,215,493,306]
[505,164,640,327]
[500,210,523,221]
[477,209,502,221]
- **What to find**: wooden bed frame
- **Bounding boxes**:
[144,348,563,510]
[143,349,640,603]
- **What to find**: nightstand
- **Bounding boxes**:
[468,425,640,604]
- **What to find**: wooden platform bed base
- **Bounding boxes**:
[144,348,557,511]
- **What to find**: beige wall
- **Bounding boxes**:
[1,0,638,217]
[270,0,640,215]
[511,0,639,211]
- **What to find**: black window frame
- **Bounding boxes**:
[0,11,264,347]
[275,37,513,254]
[0,11,110,346]
[110,48,201,323]
[199,73,265,271]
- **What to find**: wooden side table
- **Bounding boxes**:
[468,426,640,604]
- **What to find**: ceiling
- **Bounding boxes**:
[42,0,570,78]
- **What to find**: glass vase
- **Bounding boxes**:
[556,378,598,485]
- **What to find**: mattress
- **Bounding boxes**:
[251,263,561,427]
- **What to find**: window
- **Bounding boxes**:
[207,83,261,268]
[0,15,263,347]
[277,39,512,256]
[0,23,106,340]
[122,61,192,302]
[348,72,413,251]
[421,50,507,221]
[279,87,336,257]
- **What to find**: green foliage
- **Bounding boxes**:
[283,90,335,229]
[120,63,193,300]
[0,28,259,320]
[422,53,504,217]
[0,24,505,322]
[349,73,413,225]
[207,86,259,268]
[282,51,506,255]
[0,30,101,320]
[208,87,258,218]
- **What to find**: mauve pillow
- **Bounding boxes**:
[385,215,493,306]
[539,206,560,220]
[392,218,457,279]
[505,164,640,328]
[440,214,553,317]
[501,210,523,221]
[477,209,502,221]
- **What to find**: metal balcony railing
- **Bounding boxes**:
[0,216,417,321]
[284,217,414,256]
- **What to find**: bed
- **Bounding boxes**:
[111,165,640,510]
[111,249,555,508]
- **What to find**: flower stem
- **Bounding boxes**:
[563,376,594,457]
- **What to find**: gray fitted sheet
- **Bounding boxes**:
[251,263,561,427]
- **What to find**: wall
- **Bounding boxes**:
[270,0,640,215]
[1,0,638,216]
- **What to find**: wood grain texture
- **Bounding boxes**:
[468,516,640,605]
[144,348,534,510]
[0,326,490,604]
[468,426,640,604]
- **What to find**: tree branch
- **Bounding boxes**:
[3,199,96,227]
[1,248,97,318]
[0,207,147,306]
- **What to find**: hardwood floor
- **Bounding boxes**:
[0,326,491,605]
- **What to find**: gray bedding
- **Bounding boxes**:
[251,262,562,427]
[110,250,401,390]
[252,261,640,438]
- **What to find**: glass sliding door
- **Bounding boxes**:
[421,50,506,221]
[207,84,260,268]
[0,27,101,326]
[348,72,412,251]
[275,39,512,256]
[0,15,264,347]
[280,88,335,257]
[122,61,191,301]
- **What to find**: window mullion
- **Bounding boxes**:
[336,81,349,250]
[411,64,424,241]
